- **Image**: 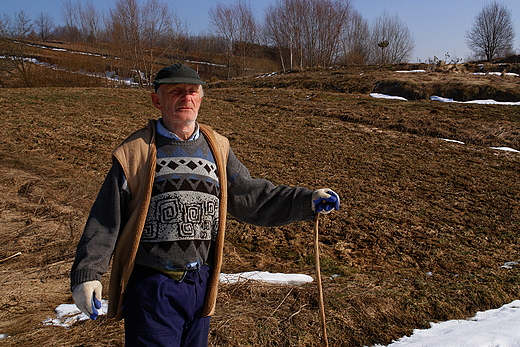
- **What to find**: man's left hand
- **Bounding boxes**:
[312,189,340,214]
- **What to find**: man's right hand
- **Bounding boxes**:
[72,280,103,320]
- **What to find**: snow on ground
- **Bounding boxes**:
[372,93,520,153]
[396,70,427,73]
[394,68,520,78]
[430,95,520,106]
[29,264,520,347]
[219,271,314,285]
[439,138,520,153]
[490,147,520,153]
[440,138,465,145]
[37,272,313,329]
[40,297,520,347]
[474,72,520,77]
[370,300,520,347]
[370,93,409,101]
[42,300,109,328]
[371,92,520,106]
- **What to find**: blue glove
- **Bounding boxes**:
[312,189,340,214]
[90,295,102,320]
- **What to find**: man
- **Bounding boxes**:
[71,63,340,347]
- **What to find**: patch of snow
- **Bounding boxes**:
[490,147,520,153]
[183,59,227,68]
[43,300,108,328]
[370,93,408,101]
[257,72,278,78]
[396,70,427,73]
[220,271,314,285]
[371,94,520,106]
[430,95,520,105]
[440,138,465,144]
[371,300,520,347]
[474,72,519,77]
[43,272,312,328]
[500,261,520,269]
[439,139,518,153]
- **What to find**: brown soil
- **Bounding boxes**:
[0,64,519,346]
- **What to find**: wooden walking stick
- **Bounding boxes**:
[313,213,329,347]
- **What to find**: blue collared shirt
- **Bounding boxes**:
[157,119,200,141]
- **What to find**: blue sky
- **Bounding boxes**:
[1,0,519,62]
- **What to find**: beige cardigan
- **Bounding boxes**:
[108,120,230,320]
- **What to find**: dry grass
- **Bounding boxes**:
[0,40,280,88]
[0,64,519,346]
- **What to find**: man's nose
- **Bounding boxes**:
[180,91,192,100]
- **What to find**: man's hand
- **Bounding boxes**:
[72,280,103,320]
[312,189,340,214]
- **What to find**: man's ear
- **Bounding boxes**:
[151,92,162,110]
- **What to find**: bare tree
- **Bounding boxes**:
[306,0,351,66]
[0,14,17,85]
[264,0,352,70]
[62,0,81,43]
[108,0,146,85]
[34,12,55,42]
[140,0,179,82]
[0,12,35,86]
[263,1,297,70]
[0,14,13,38]
[61,0,103,45]
[209,0,258,78]
[466,1,515,61]
[107,0,181,87]
[78,1,102,44]
[339,8,369,64]
[369,11,414,64]
[12,11,33,40]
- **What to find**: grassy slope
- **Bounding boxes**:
[0,66,519,346]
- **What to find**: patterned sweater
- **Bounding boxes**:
[136,133,220,272]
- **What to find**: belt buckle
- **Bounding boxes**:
[185,262,200,272]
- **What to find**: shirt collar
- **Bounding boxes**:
[157,119,200,141]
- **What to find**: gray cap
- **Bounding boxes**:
[154,63,206,90]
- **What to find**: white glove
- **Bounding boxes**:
[312,189,340,214]
[72,280,103,320]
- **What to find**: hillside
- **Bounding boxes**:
[0,64,519,346]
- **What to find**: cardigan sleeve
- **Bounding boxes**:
[226,148,315,227]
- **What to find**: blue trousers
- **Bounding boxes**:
[123,264,211,347]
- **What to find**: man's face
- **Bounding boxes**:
[151,83,203,128]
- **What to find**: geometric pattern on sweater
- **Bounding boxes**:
[135,134,220,271]
[141,190,219,242]
[152,157,219,197]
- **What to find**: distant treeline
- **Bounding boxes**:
[1,0,516,87]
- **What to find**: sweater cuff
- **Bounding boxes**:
[70,269,102,291]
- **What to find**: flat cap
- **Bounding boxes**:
[154,63,206,90]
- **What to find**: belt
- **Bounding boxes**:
[154,263,209,282]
